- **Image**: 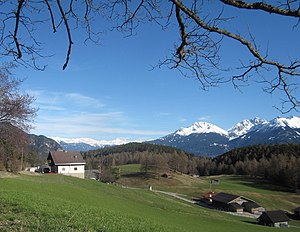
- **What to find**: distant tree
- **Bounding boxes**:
[0,1,299,111]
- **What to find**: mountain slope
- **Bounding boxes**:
[150,122,230,156]
[51,137,130,151]
[28,134,62,157]
[151,116,300,157]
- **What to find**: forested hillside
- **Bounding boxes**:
[84,143,300,192]
[212,144,300,191]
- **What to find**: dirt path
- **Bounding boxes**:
[152,189,196,204]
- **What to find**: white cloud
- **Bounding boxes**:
[29,90,168,139]
[197,116,211,121]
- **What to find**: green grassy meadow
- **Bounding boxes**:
[0,172,299,231]
[117,165,300,212]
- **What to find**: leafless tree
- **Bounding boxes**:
[0,0,299,112]
[0,63,37,172]
[0,63,37,131]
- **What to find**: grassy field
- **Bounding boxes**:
[0,171,299,231]
[116,164,300,212]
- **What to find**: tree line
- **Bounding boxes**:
[84,143,300,192]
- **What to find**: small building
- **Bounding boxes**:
[47,150,86,179]
[211,192,247,210]
[242,201,265,214]
[258,210,290,228]
[293,207,300,220]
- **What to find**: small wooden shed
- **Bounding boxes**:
[258,210,290,228]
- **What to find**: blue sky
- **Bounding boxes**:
[14,1,299,141]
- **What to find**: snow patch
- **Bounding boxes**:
[175,122,228,137]
[50,137,134,147]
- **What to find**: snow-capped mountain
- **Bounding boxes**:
[267,116,300,129]
[229,116,300,148]
[228,117,267,139]
[150,116,300,157]
[151,121,230,156]
[175,122,228,137]
[50,137,132,151]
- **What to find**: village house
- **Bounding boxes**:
[47,150,86,179]
[257,210,290,228]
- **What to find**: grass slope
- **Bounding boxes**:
[0,173,299,231]
[116,165,300,213]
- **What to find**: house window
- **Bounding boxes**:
[74,167,78,171]
[62,168,65,171]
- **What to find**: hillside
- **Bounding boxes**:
[84,142,192,157]
[214,144,300,164]
[1,174,299,231]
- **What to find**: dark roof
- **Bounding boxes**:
[212,192,240,204]
[242,201,261,208]
[258,210,290,223]
[48,151,85,165]
[229,203,244,209]
[293,207,300,213]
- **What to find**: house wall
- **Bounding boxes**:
[57,165,85,179]
[274,222,289,228]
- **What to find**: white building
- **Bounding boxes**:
[47,150,86,179]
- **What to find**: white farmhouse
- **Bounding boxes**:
[47,150,86,179]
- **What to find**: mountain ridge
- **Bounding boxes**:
[39,116,300,155]
[150,116,300,156]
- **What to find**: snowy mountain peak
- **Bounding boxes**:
[50,137,131,148]
[175,122,228,137]
[268,116,300,129]
[228,117,267,139]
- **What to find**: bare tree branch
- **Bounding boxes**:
[220,0,300,18]
[56,0,74,70]
[44,0,57,33]
[13,0,25,59]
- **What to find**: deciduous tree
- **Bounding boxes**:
[0,63,37,172]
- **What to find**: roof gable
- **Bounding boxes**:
[48,151,85,165]
[212,192,240,204]
[258,210,290,223]
[229,203,243,209]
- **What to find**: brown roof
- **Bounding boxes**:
[48,151,85,165]
[242,201,261,209]
[212,192,240,204]
[258,210,290,223]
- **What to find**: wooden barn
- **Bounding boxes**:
[47,150,86,179]
[211,192,248,212]
[258,210,290,228]
[242,201,265,214]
